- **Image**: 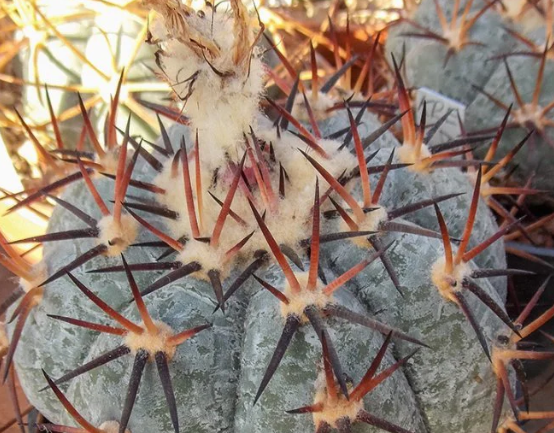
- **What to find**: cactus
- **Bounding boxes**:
[385,0,513,105]
[465,24,554,190]
[2,0,168,195]
[385,0,554,190]
[2,1,553,433]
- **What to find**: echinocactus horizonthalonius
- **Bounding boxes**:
[2,1,552,433]
[386,0,554,190]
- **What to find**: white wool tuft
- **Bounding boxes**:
[279,272,331,320]
[292,91,336,121]
[312,387,363,429]
[124,320,176,360]
[271,134,357,193]
[147,1,265,164]
[99,420,131,433]
[154,154,246,246]
[339,205,388,248]
[431,256,472,302]
[97,214,139,256]
[153,121,357,264]
[398,142,433,172]
[177,241,231,280]
[95,148,122,176]
[495,0,546,30]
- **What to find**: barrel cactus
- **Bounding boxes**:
[1,1,547,433]
[5,0,167,197]
[385,0,554,190]
[465,21,554,190]
[14,0,161,134]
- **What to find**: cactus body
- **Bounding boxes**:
[5,2,519,433]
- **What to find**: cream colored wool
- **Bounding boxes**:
[312,389,363,429]
[99,421,131,433]
[431,256,472,302]
[153,126,357,265]
[95,148,122,176]
[148,2,265,168]
[278,272,332,320]
[494,0,546,29]
[124,320,176,360]
[339,206,388,249]
[292,90,336,121]
[397,140,432,170]
[97,214,139,256]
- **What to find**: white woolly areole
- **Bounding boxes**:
[177,241,230,280]
[153,154,218,239]
[500,0,528,17]
[292,91,336,121]
[250,199,311,252]
[280,272,331,320]
[512,103,550,131]
[95,148,122,176]
[153,128,357,262]
[19,262,47,293]
[147,1,265,164]
[496,0,546,30]
[154,155,249,262]
[99,420,131,433]
[397,142,433,172]
[124,320,176,360]
[339,205,388,248]
[268,134,357,197]
[312,370,362,428]
[431,256,471,302]
[97,214,139,256]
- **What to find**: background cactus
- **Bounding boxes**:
[0,0,170,198]
[385,0,554,190]
[1,1,554,433]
